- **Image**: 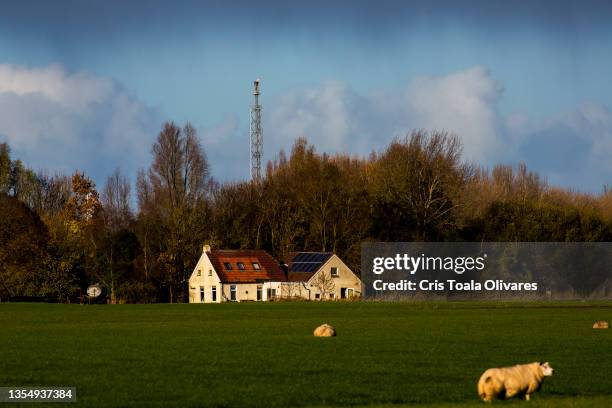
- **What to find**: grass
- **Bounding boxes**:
[0,301,610,407]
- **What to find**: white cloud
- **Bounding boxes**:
[266,67,508,162]
[406,66,507,162]
[0,64,161,186]
[0,64,115,110]
[267,81,352,153]
[266,67,611,191]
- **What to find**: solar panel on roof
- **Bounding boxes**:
[293,253,307,262]
[288,252,332,273]
[293,263,306,272]
[293,252,330,263]
[292,262,323,272]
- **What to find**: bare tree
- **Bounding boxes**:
[138,122,211,303]
[368,130,470,241]
[149,122,208,211]
[102,167,132,232]
[311,271,335,300]
[30,172,71,217]
[99,168,134,303]
[280,282,303,299]
[182,123,208,204]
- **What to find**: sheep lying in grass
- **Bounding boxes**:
[592,321,609,329]
[313,323,336,337]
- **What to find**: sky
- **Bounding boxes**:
[0,0,611,192]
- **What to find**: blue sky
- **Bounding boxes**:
[0,0,611,191]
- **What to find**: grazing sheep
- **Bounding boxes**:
[478,362,554,402]
[313,323,336,337]
[592,321,609,329]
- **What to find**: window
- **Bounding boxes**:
[208,269,212,276]
[267,288,277,300]
[252,262,261,270]
[330,293,335,299]
[230,285,237,301]
[199,286,205,303]
[197,269,201,276]
[331,267,339,277]
[237,262,245,270]
[315,293,321,299]
[257,285,263,301]
[211,286,217,302]
[224,262,232,270]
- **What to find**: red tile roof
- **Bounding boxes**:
[207,250,286,283]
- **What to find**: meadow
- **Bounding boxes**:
[0,302,610,407]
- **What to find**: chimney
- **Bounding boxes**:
[203,244,211,253]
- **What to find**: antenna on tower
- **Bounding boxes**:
[250,78,263,182]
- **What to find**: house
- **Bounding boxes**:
[188,246,286,303]
[188,247,362,303]
[281,252,362,300]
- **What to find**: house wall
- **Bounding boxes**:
[278,282,310,299]
[188,253,221,303]
[221,283,263,302]
[306,255,363,300]
[261,281,308,300]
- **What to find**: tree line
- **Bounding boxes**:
[1,124,611,302]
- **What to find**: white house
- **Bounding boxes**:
[188,246,286,303]
[281,252,362,300]
[189,247,362,303]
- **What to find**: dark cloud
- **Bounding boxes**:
[2,0,611,43]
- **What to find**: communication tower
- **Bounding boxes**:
[250,79,263,181]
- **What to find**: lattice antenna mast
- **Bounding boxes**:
[250,79,263,182]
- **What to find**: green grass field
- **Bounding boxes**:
[0,302,610,407]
